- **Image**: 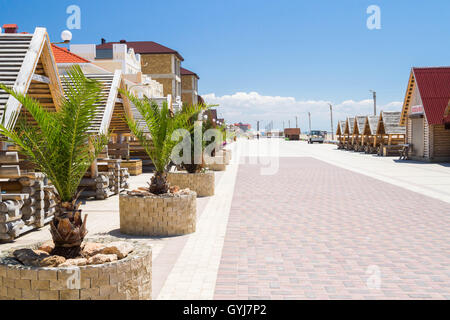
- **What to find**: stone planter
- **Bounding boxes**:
[119,191,196,236]
[167,171,214,197]
[0,239,152,300]
[222,149,232,165]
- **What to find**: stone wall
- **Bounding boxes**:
[119,192,196,236]
[167,171,214,197]
[0,242,152,300]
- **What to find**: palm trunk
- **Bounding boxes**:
[149,172,169,194]
[49,201,88,259]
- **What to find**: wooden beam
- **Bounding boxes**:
[40,34,63,111]
[31,73,50,84]
[0,165,21,178]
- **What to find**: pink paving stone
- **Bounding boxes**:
[214,157,450,300]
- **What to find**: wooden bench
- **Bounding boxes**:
[381,144,404,157]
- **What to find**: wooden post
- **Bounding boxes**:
[89,137,98,178]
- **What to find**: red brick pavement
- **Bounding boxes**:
[214,157,450,299]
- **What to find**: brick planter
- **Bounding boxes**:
[167,171,214,197]
[0,239,152,300]
[119,191,197,236]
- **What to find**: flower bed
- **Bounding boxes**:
[167,171,214,197]
[119,190,196,236]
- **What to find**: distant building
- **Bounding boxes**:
[401,67,450,161]
[284,128,300,140]
[181,67,199,105]
[97,39,184,109]
[234,122,251,132]
[69,42,164,99]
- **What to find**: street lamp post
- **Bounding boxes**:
[329,104,334,141]
[308,112,312,134]
[370,90,377,115]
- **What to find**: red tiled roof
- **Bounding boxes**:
[51,45,90,63]
[413,67,450,125]
[96,41,184,61]
[181,67,199,79]
[2,24,18,28]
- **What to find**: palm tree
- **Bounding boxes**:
[121,92,197,194]
[0,66,108,258]
[179,103,211,173]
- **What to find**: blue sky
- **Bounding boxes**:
[1,0,450,130]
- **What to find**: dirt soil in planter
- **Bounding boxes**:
[126,185,192,198]
[5,240,134,268]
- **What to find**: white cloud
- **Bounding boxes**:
[203,91,402,131]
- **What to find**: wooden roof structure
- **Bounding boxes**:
[344,117,355,135]
[400,67,450,126]
[353,116,366,135]
[336,120,345,135]
[0,27,63,129]
[60,70,134,134]
[376,111,406,135]
[363,115,379,135]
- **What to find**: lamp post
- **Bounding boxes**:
[308,112,312,134]
[52,30,72,44]
[329,104,334,141]
[370,90,377,115]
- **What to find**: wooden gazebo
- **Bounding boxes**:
[343,117,355,150]
[0,27,63,240]
[376,111,406,156]
[361,115,380,153]
[352,116,367,152]
[336,120,346,149]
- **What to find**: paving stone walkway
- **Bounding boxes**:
[214,157,450,299]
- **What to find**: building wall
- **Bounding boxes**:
[431,124,450,159]
[141,54,172,74]
[182,74,193,90]
[151,77,173,97]
[406,82,432,160]
[181,75,198,105]
[140,53,181,102]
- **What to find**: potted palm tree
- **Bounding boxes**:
[167,104,216,197]
[0,66,108,258]
[0,67,153,301]
[205,122,228,171]
[119,92,198,236]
